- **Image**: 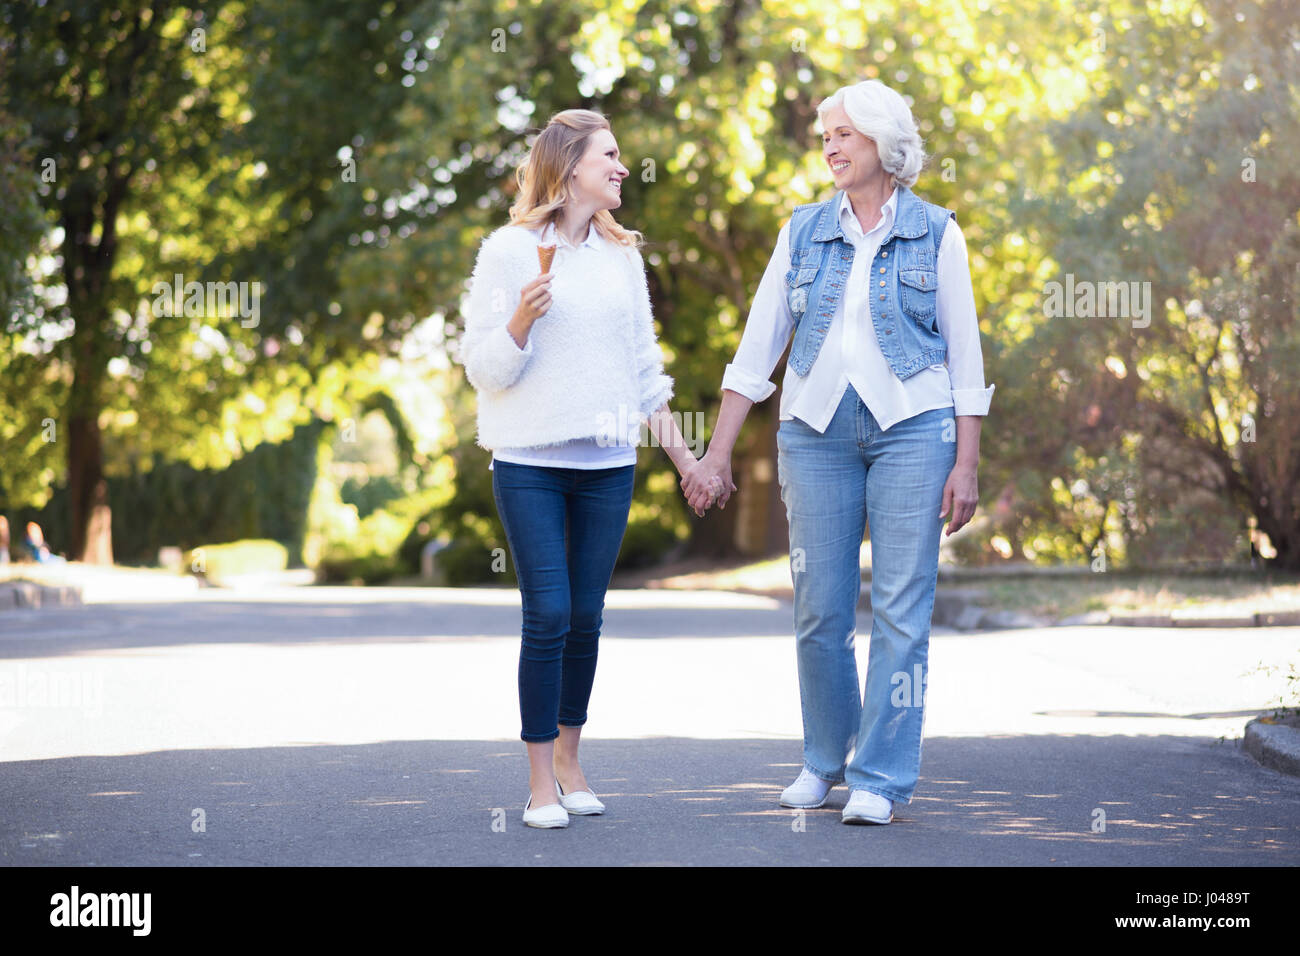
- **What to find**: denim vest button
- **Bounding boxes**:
[879,267,885,274]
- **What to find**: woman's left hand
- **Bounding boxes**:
[939,463,978,536]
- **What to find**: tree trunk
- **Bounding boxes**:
[1257,509,1299,572]
[685,480,740,558]
[67,409,113,565]
[62,168,120,565]
[687,387,789,559]
[66,292,113,565]
[733,394,788,557]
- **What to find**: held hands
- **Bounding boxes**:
[680,449,737,518]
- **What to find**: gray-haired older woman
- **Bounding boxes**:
[683,80,995,825]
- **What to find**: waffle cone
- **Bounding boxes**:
[537,244,557,273]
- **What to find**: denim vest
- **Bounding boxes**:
[785,186,954,379]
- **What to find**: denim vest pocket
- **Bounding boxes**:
[785,266,819,319]
[899,267,938,327]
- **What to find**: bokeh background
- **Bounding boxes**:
[2,0,1297,591]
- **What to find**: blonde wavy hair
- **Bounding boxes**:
[509,109,643,248]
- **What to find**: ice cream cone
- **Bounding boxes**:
[537,244,557,273]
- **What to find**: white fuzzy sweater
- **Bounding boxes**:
[459,223,675,451]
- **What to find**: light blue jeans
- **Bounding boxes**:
[776,385,956,804]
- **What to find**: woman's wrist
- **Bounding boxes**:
[506,312,533,349]
[668,445,697,477]
[953,415,981,469]
[703,444,732,467]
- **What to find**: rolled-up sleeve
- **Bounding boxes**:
[460,233,534,394]
[721,222,796,403]
[630,249,675,417]
[936,219,995,417]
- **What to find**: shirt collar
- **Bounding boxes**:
[540,220,601,251]
[838,185,899,238]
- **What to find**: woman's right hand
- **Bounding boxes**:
[513,273,553,325]
[506,273,553,349]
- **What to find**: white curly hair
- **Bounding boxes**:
[815,80,927,188]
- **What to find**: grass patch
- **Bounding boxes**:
[968,572,1300,620]
[634,553,1300,621]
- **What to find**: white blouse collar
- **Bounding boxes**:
[838,185,899,237]
[539,219,601,250]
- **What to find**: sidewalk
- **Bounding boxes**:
[7,559,1299,784]
[0,562,316,608]
[614,555,1300,779]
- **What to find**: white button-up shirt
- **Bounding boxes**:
[721,187,994,431]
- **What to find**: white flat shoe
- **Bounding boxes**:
[780,767,835,809]
[556,781,605,815]
[842,789,893,825]
[523,795,569,829]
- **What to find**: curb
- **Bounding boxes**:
[926,586,1300,631]
[1256,609,1300,627]
[0,580,83,610]
[1243,716,1300,778]
[1061,607,1300,629]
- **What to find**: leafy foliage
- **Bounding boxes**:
[3,0,1296,573]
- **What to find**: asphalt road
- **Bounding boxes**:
[1,586,1297,866]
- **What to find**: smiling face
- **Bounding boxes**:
[821,103,885,191]
[569,128,629,211]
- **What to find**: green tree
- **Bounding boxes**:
[1008,0,1300,568]
[2,0,430,559]
[0,94,61,509]
[406,0,1104,567]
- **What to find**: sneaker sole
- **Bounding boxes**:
[779,794,830,809]
[841,812,892,825]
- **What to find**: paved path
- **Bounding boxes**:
[1,587,1297,865]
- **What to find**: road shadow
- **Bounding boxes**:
[2,734,1296,866]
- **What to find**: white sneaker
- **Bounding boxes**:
[780,768,835,808]
[841,789,893,825]
[523,795,569,829]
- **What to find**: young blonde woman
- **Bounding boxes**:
[461,110,718,829]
